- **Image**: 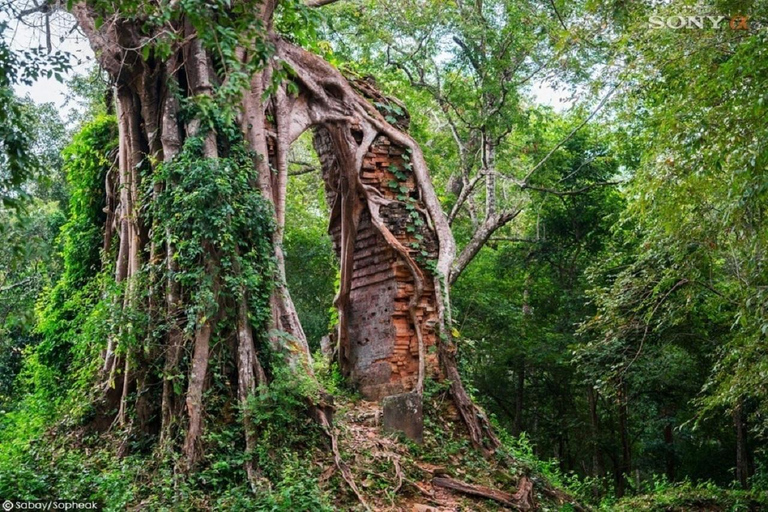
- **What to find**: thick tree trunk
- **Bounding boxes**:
[159,58,184,445]
[180,38,220,464]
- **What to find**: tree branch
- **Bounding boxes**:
[448,171,485,225]
[288,165,318,176]
[521,82,621,184]
[521,180,622,196]
[15,2,52,18]
[557,150,607,183]
[452,36,484,77]
[549,0,568,30]
[490,237,540,244]
[450,207,523,284]
[305,0,342,7]
[0,276,35,293]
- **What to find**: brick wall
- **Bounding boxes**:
[314,125,441,401]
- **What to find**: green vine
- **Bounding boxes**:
[149,135,275,337]
[385,147,437,273]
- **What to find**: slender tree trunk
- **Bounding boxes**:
[513,360,524,437]
[616,381,630,498]
[588,387,604,479]
[662,404,675,482]
[734,398,750,489]
[514,273,531,438]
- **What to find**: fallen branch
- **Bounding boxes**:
[432,476,534,510]
[305,0,343,7]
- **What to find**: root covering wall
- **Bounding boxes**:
[315,116,441,400]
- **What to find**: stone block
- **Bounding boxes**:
[382,391,423,443]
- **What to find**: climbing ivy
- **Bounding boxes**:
[149,135,276,336]
[386,147,436,273]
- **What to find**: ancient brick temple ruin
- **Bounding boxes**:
[313,90,442,401]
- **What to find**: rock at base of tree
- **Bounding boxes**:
[382,391,423,443]
[320,335,333,359]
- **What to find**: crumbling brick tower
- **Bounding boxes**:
[313,84,442,401]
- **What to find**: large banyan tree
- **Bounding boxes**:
[31,0,501,479]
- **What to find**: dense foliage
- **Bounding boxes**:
[150,135,276,345]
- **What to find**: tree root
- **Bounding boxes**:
[390,453,404,494]
[538,481,590,512]
[317,412,372,511]
[433,475,536,510]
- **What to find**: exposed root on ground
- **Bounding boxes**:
[323,395,584,511]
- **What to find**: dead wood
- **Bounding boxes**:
[432,476,535,510]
